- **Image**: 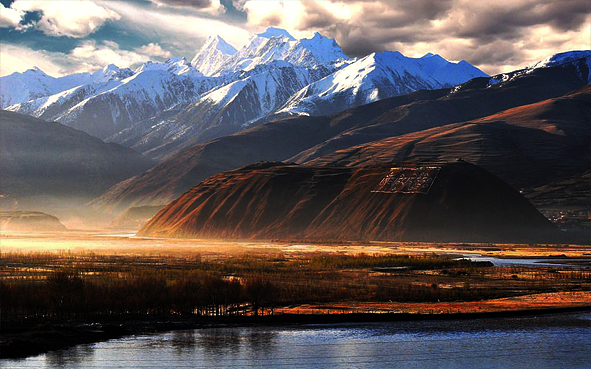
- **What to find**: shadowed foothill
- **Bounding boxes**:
[139,161,560,243]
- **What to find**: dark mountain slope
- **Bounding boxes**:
[292,55,590,163]
[93,57,589,213]
[139,162,559,243]
[91,90,444,212]
[0,110,154,203]
[307,85,591,189]
[524,169,591,210]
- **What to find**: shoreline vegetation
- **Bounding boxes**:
[1,248,590,359]
[3,304,591,360]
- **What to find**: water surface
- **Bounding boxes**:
[4,312,590,368]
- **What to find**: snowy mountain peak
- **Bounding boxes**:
[103,64,119,72]
[135,61,165,73]
[23,66,50,76]
[257,27,295,41]
[518,50,591,84]
[90,63,133,82]
[191,28,349,76]
[277,49,488,117]
[309,31,336,43]
[421,53,444,61]
[530,50,591,69]
[203,35,237,55]
[370,51,404,64]
[131,58,201,77]
[165,57,198,75]
[293,32,348,64]
[191,35,237,76]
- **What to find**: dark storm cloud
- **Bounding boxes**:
[295,0,459,56]
[274,0,590,73]
[328,0,454,25]
[297,0,339,30]
[454,0,591,40]
[463,40,525,67]
[339,35,386,57]
[368,0,453,24]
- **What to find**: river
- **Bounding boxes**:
[3,312,590,368]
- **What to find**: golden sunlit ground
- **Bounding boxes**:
[2,230,590,315]
[276,291,591,315]
[1,230,590,359]
[2,230,591,257]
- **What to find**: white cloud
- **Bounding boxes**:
[149,0,225,16]
[97,1,250,51]
[70,40,172,71]
[135,43,172,59]
[0,44,61,76]
[0,41,173,77]
[0,3,23,28]
[10,0,120,38]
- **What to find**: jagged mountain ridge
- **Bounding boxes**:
[275,51,487,117]
[0,64,133,108]
[108,37,484,160]
[109,61,337,160]
[191,35,238,77]
[291,51,591,164]
[6,58,219,139]
[3,27,488,160]
[200,28,348,77]
[91,54,590,213]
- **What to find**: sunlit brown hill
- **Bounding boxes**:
[93,57,590,213]
[138,162,559,243]
[307,85,591,190]
[0,110,154,206]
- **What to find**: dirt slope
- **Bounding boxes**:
[139,162,559,243]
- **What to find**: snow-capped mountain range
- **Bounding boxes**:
[276,51,487,117]
[486,49,591,87]
[0,64,133,108]
[2,27,494,160]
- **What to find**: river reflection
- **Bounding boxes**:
[44,343,95,367]
[3,312,591,368]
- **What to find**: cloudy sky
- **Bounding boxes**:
[1,0,589,76]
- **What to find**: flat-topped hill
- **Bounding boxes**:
[0,211,66,232]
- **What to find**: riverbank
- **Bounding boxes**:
[3,291,591,360]
[2,233,590,360]
[276,290,591,315]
